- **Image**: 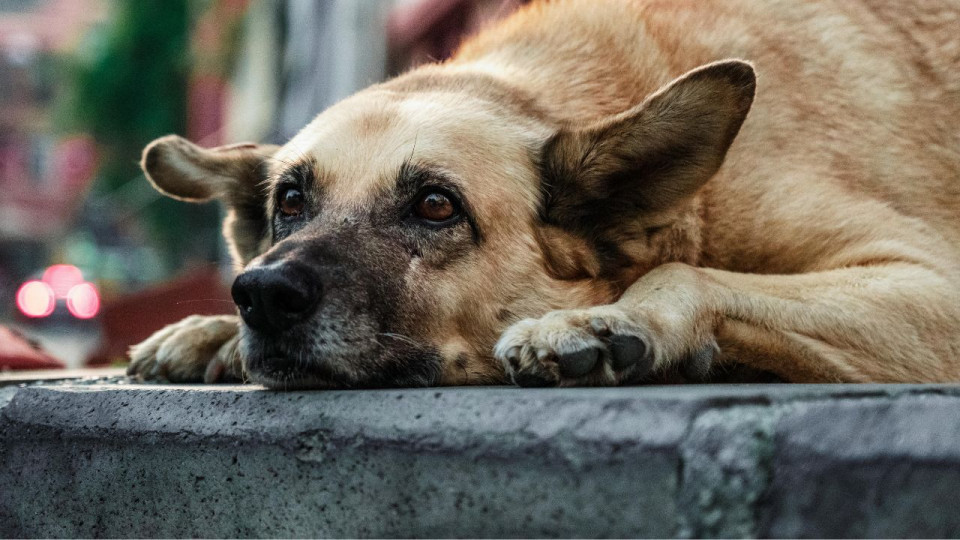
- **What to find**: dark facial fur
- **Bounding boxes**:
[237,160,481,389]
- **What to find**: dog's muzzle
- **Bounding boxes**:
[226,235,441,389]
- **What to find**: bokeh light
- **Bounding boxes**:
[16,280,56,318]
[42,264,85,298]
[66,283,101,319]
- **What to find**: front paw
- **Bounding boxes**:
[493,307,653,386]
[494,307,715,387]
[127,315,243,383]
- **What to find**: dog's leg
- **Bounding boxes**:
[496,262,960,385]
[128,315,244,383]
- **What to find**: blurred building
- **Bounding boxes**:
[0,0,527,274]
[227,0,527,144]
[388,0,527,74]
[0,0,103,239]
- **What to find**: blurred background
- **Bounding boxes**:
[0,0,526,372]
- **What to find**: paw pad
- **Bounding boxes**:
[680,343,716,382]
[558,347,600,378]
[608,334,647,372]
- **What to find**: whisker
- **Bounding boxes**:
[377,332,419,348]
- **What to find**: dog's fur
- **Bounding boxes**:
[128,0,960,387]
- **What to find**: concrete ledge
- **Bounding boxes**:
[2,383,960,537]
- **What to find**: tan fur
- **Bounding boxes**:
[131,0,960,386]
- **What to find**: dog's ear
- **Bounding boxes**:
[540,60,755,233]
[141,135,279,268]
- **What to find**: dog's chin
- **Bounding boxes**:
[247,367,340,390]
[238,325,445,390]
[237,321,382,389]
[242,348,368,390]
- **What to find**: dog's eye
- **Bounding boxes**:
[414,191,458,223]
[279,187,304,217]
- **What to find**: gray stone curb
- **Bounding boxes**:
[2,383,959,537]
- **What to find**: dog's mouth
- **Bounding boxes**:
[246,356,342,390]
[238,324,444,390]
[239,326,372,389]
[245,354,374,390]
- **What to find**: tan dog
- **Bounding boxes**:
[128,0,960,388]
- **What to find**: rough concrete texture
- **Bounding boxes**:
[2,382,960,538]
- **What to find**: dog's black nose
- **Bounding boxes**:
[231,265,321,333]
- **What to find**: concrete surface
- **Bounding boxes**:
[1,382,960,538]
[0,368,126,387]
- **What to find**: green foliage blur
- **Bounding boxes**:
[60,0,220,275]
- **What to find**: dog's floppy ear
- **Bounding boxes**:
[540,60,756,233]
[141,135,279,268]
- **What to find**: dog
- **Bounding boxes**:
[128,0,960,388]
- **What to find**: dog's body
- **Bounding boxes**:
[129,0,960,387]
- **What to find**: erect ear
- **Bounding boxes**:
[141,135,280,267]
[540,60,756,232]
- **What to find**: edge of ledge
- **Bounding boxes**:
[3,382,960,537]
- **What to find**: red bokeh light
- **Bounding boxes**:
[16,280,56,318]
[66,282,100,319]
[42,264,84,298]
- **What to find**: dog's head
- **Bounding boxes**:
[141,60,754,389]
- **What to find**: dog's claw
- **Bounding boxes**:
[558,347,599,378]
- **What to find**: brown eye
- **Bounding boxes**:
[414,191,457,222]
[279,187,304,216]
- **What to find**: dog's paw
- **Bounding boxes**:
[494,306,651,387]
[494,306,716,387]
[127,315,243,383]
